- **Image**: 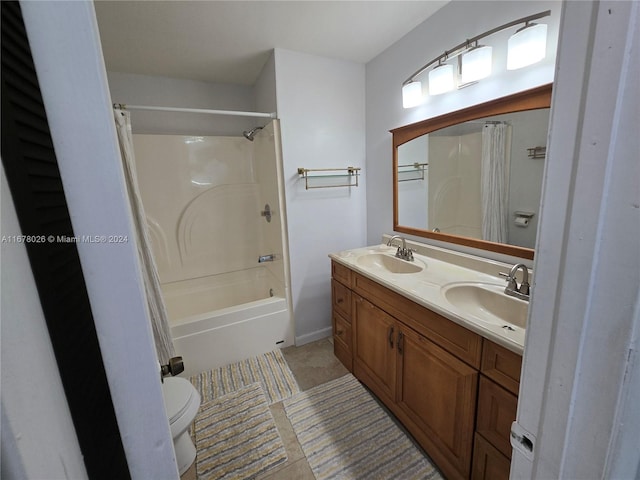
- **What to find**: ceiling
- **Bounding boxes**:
[94,1,448,86]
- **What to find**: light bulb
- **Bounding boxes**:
[507,23,548,70]
[461,45,493,84]
[428,64,455,95]
[402,81,423,108]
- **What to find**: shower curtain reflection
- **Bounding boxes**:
[481,123,511,243]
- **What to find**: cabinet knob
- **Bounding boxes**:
[336,329,344,336]
[337,298,344,304]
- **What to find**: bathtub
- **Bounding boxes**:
[162,267,293,377]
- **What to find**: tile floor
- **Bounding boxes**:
[181,337,349,480]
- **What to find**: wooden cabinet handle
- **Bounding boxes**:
[389,326,395,349]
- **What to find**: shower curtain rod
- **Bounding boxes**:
[113,103,277,119]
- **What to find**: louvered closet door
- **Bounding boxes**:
[1,2,129,478]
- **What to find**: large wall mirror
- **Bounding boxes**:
[391,84,552,260]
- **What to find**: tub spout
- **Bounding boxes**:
[258,254,276,263]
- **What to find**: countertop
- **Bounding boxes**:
[329,243,527,355]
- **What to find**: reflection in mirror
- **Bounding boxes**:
[392,84,552,260]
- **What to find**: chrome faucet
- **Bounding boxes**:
[386,235,414,262]
[500,263,531,301]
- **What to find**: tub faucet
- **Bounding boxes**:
[258,254,276,263]
[500,263,531,301]
[386,235,414,262]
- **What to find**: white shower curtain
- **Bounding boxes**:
[481,123,511,243]
[114,108,175,365]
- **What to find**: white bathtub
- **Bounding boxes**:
[162,267,293,377]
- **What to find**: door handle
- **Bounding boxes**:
[388,326,394,349]
[398,331,404,354]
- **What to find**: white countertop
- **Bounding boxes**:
[329,243,527,355]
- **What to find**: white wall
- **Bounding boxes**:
[255,51,277,114]
[502,109,550,248]
[107,71,259,136]
[274,48,366,344]
[365,0,561,254]
[1,169,88,480]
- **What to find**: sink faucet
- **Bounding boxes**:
[386,235,414,262]
[500,263,531,301]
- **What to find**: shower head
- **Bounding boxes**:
[242,126,263,141]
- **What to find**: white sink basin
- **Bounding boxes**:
[356,253,424,274]
[441,282,528,329]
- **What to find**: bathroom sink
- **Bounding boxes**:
[356,253,424,274]
[441,282,528,329]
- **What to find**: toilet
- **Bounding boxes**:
[161,377,201,475]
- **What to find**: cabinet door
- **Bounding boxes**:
[333,310,352,371]
[396,326,477,479]
[352,294,397,402]
[471,434,511,480]
[476,376,517,459]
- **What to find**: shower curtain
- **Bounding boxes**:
[481,123,511,243]
[114,108,175,365]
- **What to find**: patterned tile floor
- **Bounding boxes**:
[181,337,348,480]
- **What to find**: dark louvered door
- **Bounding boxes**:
[1,2,130,478]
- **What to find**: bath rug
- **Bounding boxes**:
[190,349,299,406]
[194,382,287,479]
[283,374,443,480]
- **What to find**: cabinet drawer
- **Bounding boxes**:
[333,311,352,353]
[481,340,522,395]
[353,272,482,368]
[471,433,511,480]
[332,279,351,320]
[331,260,351,287]
[476,376,517,459]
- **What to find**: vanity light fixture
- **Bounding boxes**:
[507,22,548,70]
[401,10,550,108]
[428,61,455,95]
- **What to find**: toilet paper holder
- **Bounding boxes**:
[514,211,535,227]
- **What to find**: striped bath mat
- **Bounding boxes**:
[283,374,442,480]
[190,349,299,405]
[194,382,287,479]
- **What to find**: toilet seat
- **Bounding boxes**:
[162,377,200,437]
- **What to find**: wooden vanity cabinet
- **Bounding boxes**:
[331,263,353,371]
[336,261,481,480]
[472,341,522,480]
[330,260,525,480]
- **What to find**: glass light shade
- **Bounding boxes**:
[460,45,493,84]
[402,81,423,108]
[428,64,455,95]
[507,23,548,70]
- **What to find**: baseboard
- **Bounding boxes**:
[295,327,332,346]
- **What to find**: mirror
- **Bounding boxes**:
[392,84,552,260]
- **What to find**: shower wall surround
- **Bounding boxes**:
[132,135,261,283]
